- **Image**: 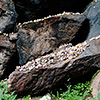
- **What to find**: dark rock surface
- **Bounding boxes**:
[8,35,100,96]
[16,13,86,65]
[0,0,17,33]
[0,35,16,79]
[13,0,92,22]
[86,0,100,39]
[0,0,100,98]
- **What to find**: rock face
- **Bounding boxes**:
[86,0,100,39]
[0,0,100,98]
[8,35,100,96]
[0,35,15,78]
[16,13,86,65]
[0,0,17,33]
[91,71,100,98]
[13,0,92,22]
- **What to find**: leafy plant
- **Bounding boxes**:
[97,92,100,100]
[91,70,100,82]
[16,95,31,100]
[52,81,92,100]
[0,80,17,100]
[51,70,100,100]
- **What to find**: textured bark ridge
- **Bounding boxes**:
[8,35,100,96]
[0,0,17,33]
[1,0,100,98]
[0,35,15,78]
[17,13,86,65]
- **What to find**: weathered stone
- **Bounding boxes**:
[91,71,100,98]
[16,13,86,65]
[0,0,17,33]
[9,33,18,41]
[8,35,100,96]
[0,35,15,78]
[86,0,100,39]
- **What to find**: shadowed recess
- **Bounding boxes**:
[1,50,19,79]
[71,19,90,45]
[12,0,93,23]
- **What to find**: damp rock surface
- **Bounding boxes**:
[8,36,100,96]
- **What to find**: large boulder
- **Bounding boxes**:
[91,71,100,98]
[8,35,100,96]
[0,35,16,79]
[86,0,100,39]
[16,13,86,65]
[0,0,17,33]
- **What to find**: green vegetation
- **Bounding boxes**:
[16,95,31,100]
[51,70,100,100]
[0,80,32,100]
[52,81,92,100]
[91,70,100,82]
[0,80,17,100]
[0,70,100,100]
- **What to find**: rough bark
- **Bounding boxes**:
[0,0,17,33]
[8,35,100,96]
[17,13,86,65]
